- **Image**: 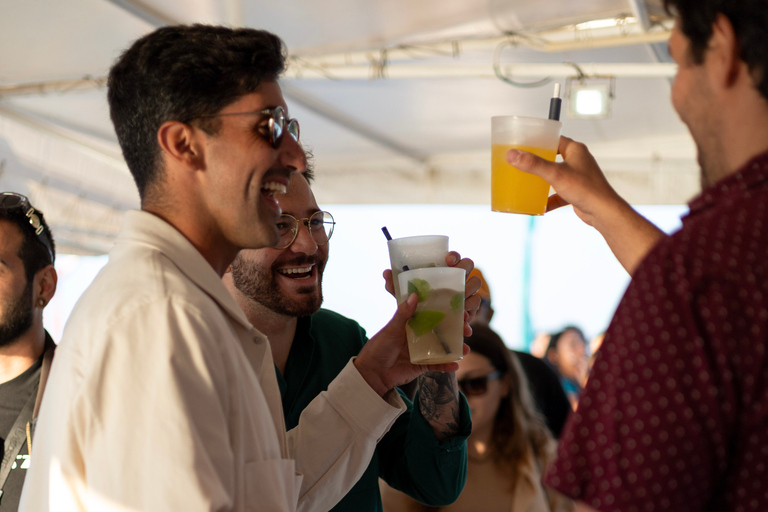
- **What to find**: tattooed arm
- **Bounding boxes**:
[417,371,461,441]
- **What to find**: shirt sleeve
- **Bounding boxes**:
[544,244,746,512]
[376,387,471,506]
[287,359,407,512]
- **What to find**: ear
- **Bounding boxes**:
[707,13,742,89]
[157,121,206,171]
[35,265,57,307]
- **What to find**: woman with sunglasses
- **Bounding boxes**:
[382,324,573,512]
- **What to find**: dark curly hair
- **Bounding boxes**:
[664,0,768,101]
[107,25,287,200]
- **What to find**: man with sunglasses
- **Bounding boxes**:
[0,192,56,512]
[22,26,464,512]
[223,171,475,512]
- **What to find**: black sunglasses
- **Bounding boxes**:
[188,106,299,149]
[458,370,502,397]
[0,192,55,264]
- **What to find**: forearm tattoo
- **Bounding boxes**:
[418,371,460,440]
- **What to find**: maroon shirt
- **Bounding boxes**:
[545,152,768,512]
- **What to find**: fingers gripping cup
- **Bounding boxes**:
[387,235,449,299]
[397,267,466,364]
[491,116,562,215]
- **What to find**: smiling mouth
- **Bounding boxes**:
[262,181,287,198]
[278,264,314,279]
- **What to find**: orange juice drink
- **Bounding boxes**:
[491,116,562,215]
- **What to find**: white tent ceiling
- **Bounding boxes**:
[0,0,697,255]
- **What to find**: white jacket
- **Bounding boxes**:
[20,210,405,512]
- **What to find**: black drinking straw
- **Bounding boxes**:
[382,227,409,270]
[548,83,562,121]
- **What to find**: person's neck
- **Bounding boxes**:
[142,202,237,278]
[0,323,46,385]
[467,424,494,462]
[710,90,768,184]
[224,281,298,374]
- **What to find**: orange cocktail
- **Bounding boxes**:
[491,144,557,215]
[491,116,562,216]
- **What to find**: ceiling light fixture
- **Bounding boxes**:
[565,75,615,119]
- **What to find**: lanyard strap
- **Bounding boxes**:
[0,387,38,502]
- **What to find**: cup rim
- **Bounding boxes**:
[491,115,562,125]
[387,234,449,245]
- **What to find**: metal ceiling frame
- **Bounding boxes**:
[100,0,428,164]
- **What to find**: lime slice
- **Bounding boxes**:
[407,278,431,302]
[450,292,463,311]
[408,310,446,336]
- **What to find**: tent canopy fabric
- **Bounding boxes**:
[0,0,695,255]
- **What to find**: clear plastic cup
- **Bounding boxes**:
[396,267,465,364]
[387,235,449,299]
[491,116,562,215]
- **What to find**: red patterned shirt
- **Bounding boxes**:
[545,151,768,512]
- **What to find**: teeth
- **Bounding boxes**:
[279,266,313,275]
[262,182,287,197]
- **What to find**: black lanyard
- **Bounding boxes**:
[0,386,37,503]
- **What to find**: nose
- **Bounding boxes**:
[289,220,318,255]
[277,127,307,174]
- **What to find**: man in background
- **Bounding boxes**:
[0,193,56,512]
[512,0,768,509]
[224,171,475,512]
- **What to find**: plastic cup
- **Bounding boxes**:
[397,267,465,364]
[387,235,449,299]
[491,116,562,215]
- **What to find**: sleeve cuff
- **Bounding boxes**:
[324,358,407,441]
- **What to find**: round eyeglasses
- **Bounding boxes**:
[275,211,335,250]
[188,106,299,149]
[0,192,55,264]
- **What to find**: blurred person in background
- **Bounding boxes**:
[0,192,56,512]
[543,326,588,409]
[381,324,573,512]
[468,268,570,438]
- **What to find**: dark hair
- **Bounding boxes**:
[0,206,55,283]
[302,146,315,184]
[547,325,585,352]
[107,25,287,200]
[664,0,768,101]
[465,325,553,486]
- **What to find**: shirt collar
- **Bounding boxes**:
[687,150,768,217]
[116,210,254,331]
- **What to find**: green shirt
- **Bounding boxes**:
[276,309,471,512]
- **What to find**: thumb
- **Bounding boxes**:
[384,293,418,333]
[507,148,557,182]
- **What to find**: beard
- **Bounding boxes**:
[0,277,34,348]
[231,252,325,318]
